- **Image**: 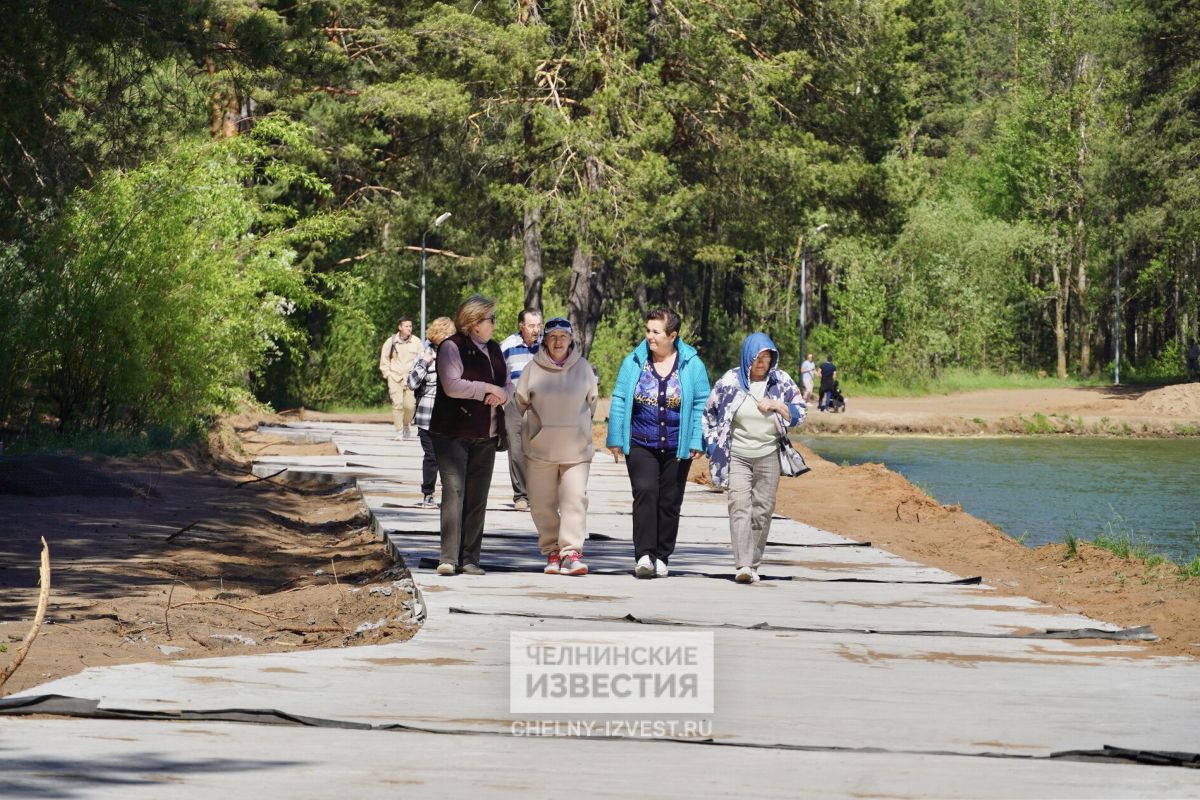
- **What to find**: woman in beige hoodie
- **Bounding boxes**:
[515,317,598,576]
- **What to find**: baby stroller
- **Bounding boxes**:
[823,381,846,413]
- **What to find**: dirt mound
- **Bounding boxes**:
[1140,383,1200,417]
[0,421,402,696]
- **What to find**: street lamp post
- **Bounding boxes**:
[798,223,828,374]
[1114,253,1121,386]
[420,211,452,337]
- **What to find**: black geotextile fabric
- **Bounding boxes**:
[444,606,1157,641]
[1,694,1197,769]
[0,694,369,729]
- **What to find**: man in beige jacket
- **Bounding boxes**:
[515,317,598,576]
[379,317,424,439]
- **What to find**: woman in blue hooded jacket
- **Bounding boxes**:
[702,332,805,583]
[606,307,710,578]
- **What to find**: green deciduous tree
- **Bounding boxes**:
[1,117,344,432]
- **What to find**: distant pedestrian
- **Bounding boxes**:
[1188,340,1200,382]
[703,332,806,583]
[818,355,837,412]
[606,307,710,579]
[429,295,513,576]
[500,309,543,511]
[379,317,424,439]
[406,316,457,507]
[800,353,816,403]
[516,317,598,577]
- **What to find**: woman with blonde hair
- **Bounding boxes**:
[406,316,457,507]
[429,295,513,576]
[516,317,598,576]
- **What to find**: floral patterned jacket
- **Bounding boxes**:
[702,367,805,489]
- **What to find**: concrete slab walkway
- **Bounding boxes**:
[3,421,1199,798]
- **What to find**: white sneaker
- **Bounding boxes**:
[635,555,654,579]
[735,566,753,584]
[750,568,761,583]
[655,559,668,578]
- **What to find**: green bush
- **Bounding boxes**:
[1,116,341,434]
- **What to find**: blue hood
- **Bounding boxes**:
[739,332,778,390]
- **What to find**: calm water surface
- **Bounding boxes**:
[798,436,1200,563]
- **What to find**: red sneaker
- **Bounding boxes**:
[560,552,588,576]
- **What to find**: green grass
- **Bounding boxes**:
[1022,412,1056,434]
[844,368,1105,398]
[1059,511,1197,577]
[309,403,392,415]
[1062,533,1079,559]
[1094,511,1163,563]
[5,424,203,457]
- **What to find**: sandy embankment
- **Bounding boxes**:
[770,384,1200,657]
[803,383,1200,436]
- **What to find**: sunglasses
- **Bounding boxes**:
[544,317,572,332]
[481,315,496,323]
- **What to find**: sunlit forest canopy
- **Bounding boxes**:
[2,0,1197,435]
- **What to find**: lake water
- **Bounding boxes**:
[798,436,1200,563]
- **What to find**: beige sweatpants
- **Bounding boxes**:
[387,375,416,431]
[526,458,591,556]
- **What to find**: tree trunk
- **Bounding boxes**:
[1051,237,1068,379]
[207,18,240,139]
[699,261,713,349]
[634,278,649,317]
[1073,53,1092,376]
[517,0,540,24]
[568,247,607,357]
[568,156,604,357]
[522,205,543,312]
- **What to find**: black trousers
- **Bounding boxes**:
[417,428,438,496]
[819,379,834,409]
[626,445,693,564]
[432,433,498,567]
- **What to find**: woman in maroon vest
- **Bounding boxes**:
[430,295,514,575]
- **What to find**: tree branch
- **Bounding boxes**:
[0,538,51,693]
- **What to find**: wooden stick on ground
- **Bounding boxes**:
[0,537,51,693]
[233,467,288,489]
[170,600,300,622]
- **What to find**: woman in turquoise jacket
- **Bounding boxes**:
[606,307,710,578]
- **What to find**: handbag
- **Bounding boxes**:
[778,436,810,477]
